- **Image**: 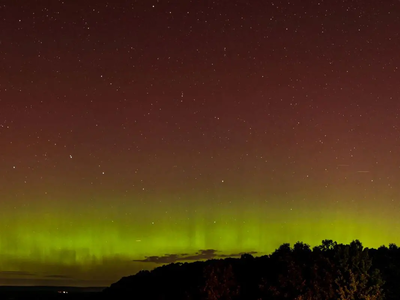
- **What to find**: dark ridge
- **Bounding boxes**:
[102,240,400,300]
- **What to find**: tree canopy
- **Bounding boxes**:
[102,240,400,300]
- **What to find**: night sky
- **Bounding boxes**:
[1,0,400,287]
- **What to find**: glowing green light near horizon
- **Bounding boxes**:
[1,189,399,286]
[0,205,397,269]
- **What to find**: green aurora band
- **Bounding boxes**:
[1,190,398,285]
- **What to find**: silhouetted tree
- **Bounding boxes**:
[102,239,389,300]
[202,261,239,300]
[334,241,384,300]
[370,244,400,300]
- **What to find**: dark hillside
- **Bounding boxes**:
[103,240,400,300]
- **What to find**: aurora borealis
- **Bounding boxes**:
[1,0,400,287]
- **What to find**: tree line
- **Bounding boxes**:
[103,240,400,300]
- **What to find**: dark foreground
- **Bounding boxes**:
[103,240,400,300]
[0,286,105,300]
[4,240,400,299]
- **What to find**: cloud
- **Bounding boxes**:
[0,255,147,286]
[0,271,36,277]
[230,251,258,256]
[44,274,74,279]
[0,270,75,281]
[133,249,258,264]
